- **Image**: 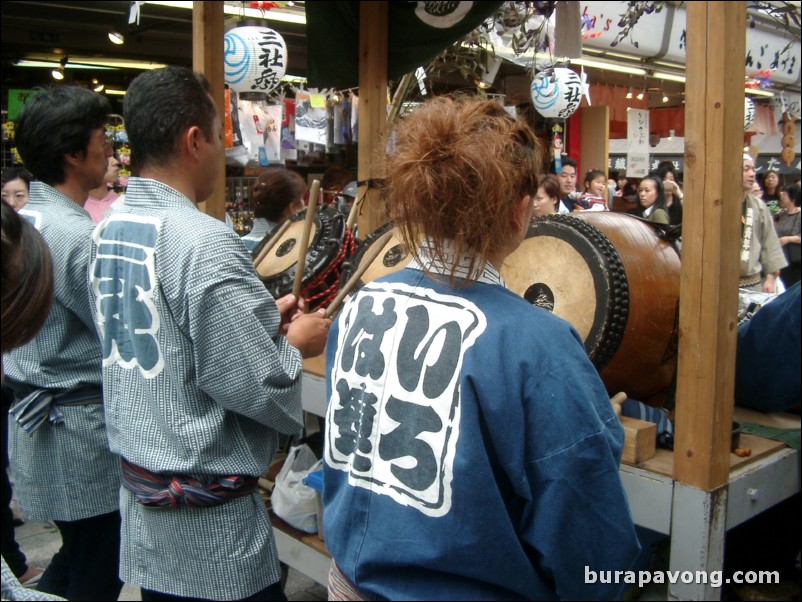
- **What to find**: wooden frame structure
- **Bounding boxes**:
[194,3,799,599]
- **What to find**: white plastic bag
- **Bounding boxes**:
[271,444,322,533]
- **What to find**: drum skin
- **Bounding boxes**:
[339,222,408,288]
[252,205,352,311]
[500,212,681,401]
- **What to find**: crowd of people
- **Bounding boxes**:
[0,68,799,601]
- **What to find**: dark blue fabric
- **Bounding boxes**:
[734,281,801,412]
[324,267,640,601]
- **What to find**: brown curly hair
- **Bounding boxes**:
[386,97,541,284]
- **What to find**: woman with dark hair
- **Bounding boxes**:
[636,174,670,225]
[1,168,32,211]
[761,170,781,215]
[240,167,308,252]
[774,183,801,286]
[532,174,562,217]
[322,96,639,601]
[656,161,683,225]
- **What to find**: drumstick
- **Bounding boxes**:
[345,185,366,233]
[324,230,393,319]
[292,179,321,299]
[252,219,293,269]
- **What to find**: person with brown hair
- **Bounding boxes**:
[532,174,562,217]
[1,199,55,597]
[322,96,640,601]
[241,167,308,252]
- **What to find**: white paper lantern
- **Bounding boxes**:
[224,26,287,94]
[744,97,756,131]
[530,68,583,119]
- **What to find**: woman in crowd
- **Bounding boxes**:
[240,167,308,252]
[636,174,670,225]
[322,96,640,601]
[656,161,683,225]
[531,174,562,218]
[774,183,801,287]
[760,169,781,215]
[1,168,31,212]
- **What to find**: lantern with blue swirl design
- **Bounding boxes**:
[744,97,756,131]
[224,26,287,94]
[530,68,583,120]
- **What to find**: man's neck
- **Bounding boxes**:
[53,181,91,208]
[88,184,110,199]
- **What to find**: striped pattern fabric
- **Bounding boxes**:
[5,182,120,522]
[9,386,102,434]
[89,177,304,598]
[328,562,369,601]
[120,457,258,508]
[1,558,65,601]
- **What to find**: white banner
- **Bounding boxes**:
[627,108,650,178]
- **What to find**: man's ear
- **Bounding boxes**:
[180,126,203,158]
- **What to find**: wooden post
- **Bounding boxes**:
[192,1,226,223]
[579,105,609,181]
[673,2,745,490]
[357,1,389,237]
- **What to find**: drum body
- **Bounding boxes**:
[253,205,355,311]
[500,212,680,401]
[339,222,408,288]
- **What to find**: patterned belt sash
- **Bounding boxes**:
[328,562,370,601]
[120,457,258,509]
[739,273,762,287]
[9,386,102,434]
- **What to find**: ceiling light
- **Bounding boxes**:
[105,89,127,96]
[93,83,105,93]
[626,87,633,99]
[661,88,669,103]
[144,1,306,24]
[14,59,117,70]
[108,30,125,45]
[653,71,686,83]
[569,58,647,76]
[51,67,64,80]
[636,89,645,100]
[16,55,167,71]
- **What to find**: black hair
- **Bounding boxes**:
[656,161,678,181]
[636,174,668,217]
[548,155,577,174]
[1,167,32,189]
[123,66,218,172]
[783,183,801,208]
[15,87,111,185]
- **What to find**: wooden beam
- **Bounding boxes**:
[357,1,389,237]
[673,2,746,490]
[192,1,226,223]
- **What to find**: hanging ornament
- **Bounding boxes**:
[530,68,583,120]
[744,97,756,131]
[224,26,288,94]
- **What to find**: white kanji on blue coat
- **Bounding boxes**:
[91,214,164,378]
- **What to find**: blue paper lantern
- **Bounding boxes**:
[224,26,288,94]
[530,68,583,120]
